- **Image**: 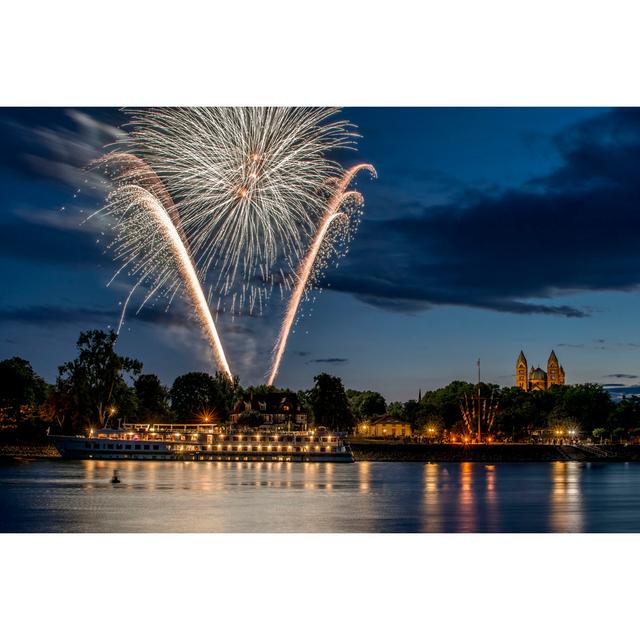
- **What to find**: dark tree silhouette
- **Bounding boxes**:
[56,330,142,432]
[308,373,355,432]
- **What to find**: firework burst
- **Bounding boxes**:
[90,108,372,383]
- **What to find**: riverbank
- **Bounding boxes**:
[0,444,60,459]
[348,440,640,462]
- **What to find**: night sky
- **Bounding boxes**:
[2,107,640,400]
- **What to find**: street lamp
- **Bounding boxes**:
[105,405,117,428]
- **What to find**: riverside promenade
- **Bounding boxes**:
[349,440,640,463]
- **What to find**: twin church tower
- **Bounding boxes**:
[516,350,565,391]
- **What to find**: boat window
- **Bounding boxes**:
[85,443,91,449]
[143,445,150,450]
[134,444,141,450]
[93,443,100,449]
[153,445,159,450]
[125,444,132,450]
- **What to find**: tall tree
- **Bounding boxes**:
[134,374,170,423]
[40,380,74,431]
[608,396,640,438]
[308,373,355,432]
[420,380,478,428]
[0,357,48,426]
[56,330,142,432]
[170,372,237,422]
[347,389,386,421]
[555,383,613,433]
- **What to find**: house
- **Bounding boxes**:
[230,392,307,429]
[359,415,412,438]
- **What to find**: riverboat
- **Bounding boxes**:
[50,423,354,463]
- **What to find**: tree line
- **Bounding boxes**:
[0,330,359,438]
[1,328,639,442]
[385,380,637,442]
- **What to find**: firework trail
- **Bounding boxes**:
[92,153,194,333]
[122,108,358,315]
[94,152,187,243]
[96,183,233,379]
[267,163,376,385]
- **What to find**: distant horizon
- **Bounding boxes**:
[4,333,637,403]
[3,107,640,401]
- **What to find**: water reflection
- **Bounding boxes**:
[3,459,640,532]
[422,463,441,532]
[359,461,371,493]
[485,465,498,531]
[550,462,583,533]
[457,462,476,532]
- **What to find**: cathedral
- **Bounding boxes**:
[516,350,565,391]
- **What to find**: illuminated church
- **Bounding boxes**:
[516,350,565,391]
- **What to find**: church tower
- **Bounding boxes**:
[516,351,528,390]
[547,350,560,388]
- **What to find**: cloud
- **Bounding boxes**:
[306,357,349,364]
[0,220,105,266]
[0,305,116,327]
[556,339,640,352]
[331,108,640,317]
[0,302,194,330]
[12,205,111,236]
[0,109,126,269]
[0,108,126,188]
[604,374,639,379]
[603,384,640,397]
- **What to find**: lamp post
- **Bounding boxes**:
[477,358,481,443]
[105,406,116,429]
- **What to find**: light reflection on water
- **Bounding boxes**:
[550,461,583,533]
[2,459,640,532]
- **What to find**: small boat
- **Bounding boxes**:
[111,470,121,484]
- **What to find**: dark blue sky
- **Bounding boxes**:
[2,107,640,400]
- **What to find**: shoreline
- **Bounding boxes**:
[0,444,60,460]
[349,441,640,462]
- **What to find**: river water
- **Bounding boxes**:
[1,459,640,532]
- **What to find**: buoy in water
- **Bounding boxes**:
[111,470,121,484]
